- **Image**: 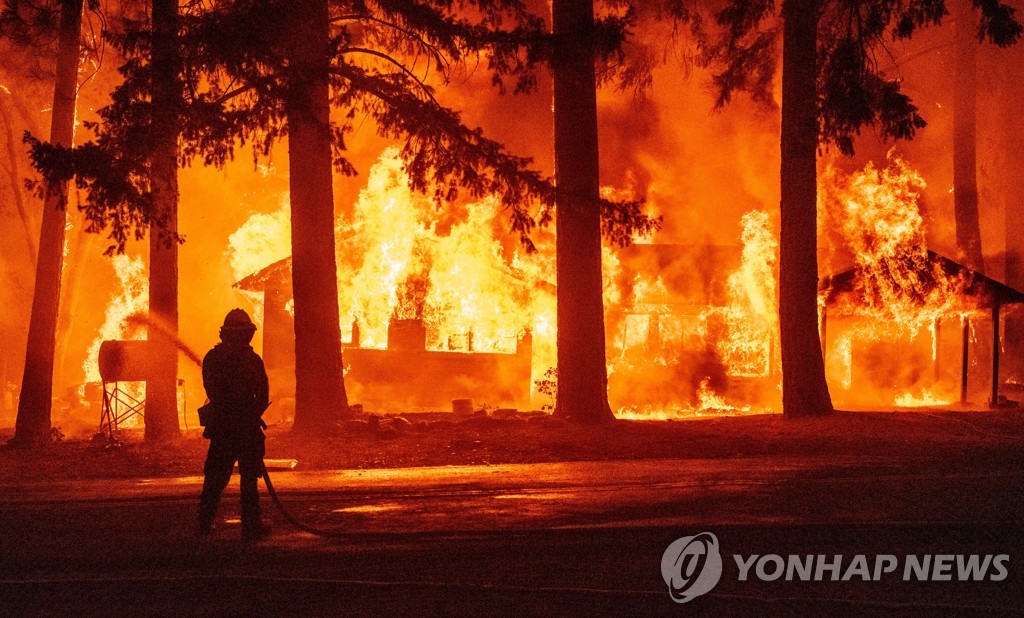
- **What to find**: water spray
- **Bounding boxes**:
[123,312,204,368]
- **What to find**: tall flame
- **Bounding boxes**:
[228,198,291,282]
[83,255,149,424]
[335,149,549,355]
[715,210,778,378]
[821,154,969,326]
[820,154,972,408]
[227,197,292,321]
[83,254,149,385]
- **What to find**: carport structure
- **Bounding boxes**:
[820,251,1024,407]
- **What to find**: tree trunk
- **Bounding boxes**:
[12,0,83,447]
[0,96,37,262]
[145,0,181,441]
[779,0,834,417]
[550,0,614,423]
[285,0,349,435]
[54,221,96,392]
[953,0,985,271]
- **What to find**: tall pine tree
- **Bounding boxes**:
[551,0,615,423]
[146,0,182,442]
[9,0,84,447]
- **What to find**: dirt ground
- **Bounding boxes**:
[2,409,1023,483]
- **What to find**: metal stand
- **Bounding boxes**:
[98,382,145,444]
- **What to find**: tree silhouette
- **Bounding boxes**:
[145,0,182,442]
[281,0,350,434]
[551,0,614,424]
[947,0,1022,280]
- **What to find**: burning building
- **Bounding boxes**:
[234,257,533,413]
[225,149,784,419]
[821,251,1024,409]
[56,150,1023,430]
[233,239,779,418]
[607,237,781,417]
[818,156,1024,409]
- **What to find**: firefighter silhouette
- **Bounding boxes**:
[197,308,271,542]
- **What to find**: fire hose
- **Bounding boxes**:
[182,345,349,539]
[259,462,350,539]
[255,404,349,539]
[199,397,349,538]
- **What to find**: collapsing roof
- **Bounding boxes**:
[233,257,292,293]
[820,250,1024,311]
[818,250,1024,409]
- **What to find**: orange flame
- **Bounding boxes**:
[820,154,977,408]
[84,255,148,423]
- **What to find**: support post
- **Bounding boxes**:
[934,318,942,382]
[991,301,1001,408]
[820,307,828,360]
[961,318,970,404]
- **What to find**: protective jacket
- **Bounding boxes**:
[200,341,269,438]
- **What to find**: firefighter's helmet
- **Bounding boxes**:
[221,308,256,332]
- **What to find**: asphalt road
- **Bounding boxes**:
[1,454,1022,615]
